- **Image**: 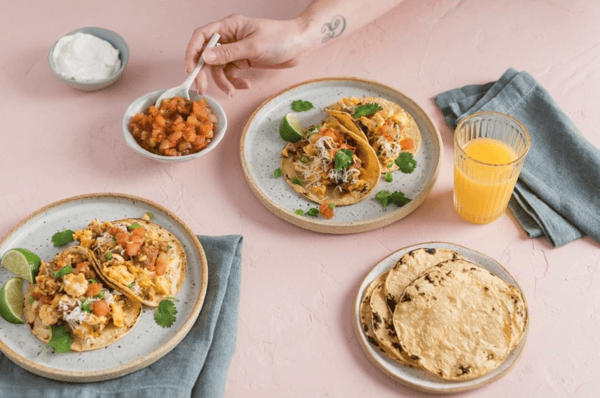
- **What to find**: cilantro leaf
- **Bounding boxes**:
[274,168,282,178]
[329,203,336,209]
[375,190,391,210]
[81,298,92,313]
[334,149,354,171]
[155,297,178,328]
[291,99,313,112]
[306,208,319,217]
[54,265,72,279]
[352,103,383,119]
[294,209,305,215]
[48,324,72,354]
[375,190,411,210]
[127,282,136,288]
[145,211,154,220]
[51,230,75,247]
[292,177,302,186]
[105,251,113,260]
[395,152,417,173]
[128,222,141,231]
[384,172,393,183]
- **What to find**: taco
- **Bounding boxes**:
[22,246,142,352]
[325,96,421,173]
[280,116,381,205]
[74,217,186,307]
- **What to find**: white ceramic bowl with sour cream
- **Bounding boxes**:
[122,89,228,163]
[48,27,129,91]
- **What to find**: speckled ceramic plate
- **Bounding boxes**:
[0,193,208,382]
[353,242,528,394]
[240,77,442,234]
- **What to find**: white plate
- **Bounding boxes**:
[0,193,208,382]
[240,77,443,234]
[353,242,528,393]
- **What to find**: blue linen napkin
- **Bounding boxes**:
[435,68,600,247]
[0,234,242,398]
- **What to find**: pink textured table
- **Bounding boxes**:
[2,0,600,396]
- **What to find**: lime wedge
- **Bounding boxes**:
[1,248,41,283]
[0,277,25,324]
[279,113,304,143]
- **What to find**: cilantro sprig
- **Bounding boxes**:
[48,324,73,354]
[51,230,75,247]
[334,149,354,171]
[352,103,383,119]
[291,99,313,112]
[395,152,417,173]
[155,297,179,328]
[54,265,72,279]
[375,190,411,210]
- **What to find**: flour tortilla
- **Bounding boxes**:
[22,246,142,352]
[280,117,380,206]
[392,259,514,380]
[384,248,461,314]
[326,96,421,173]
[369,274,416,366]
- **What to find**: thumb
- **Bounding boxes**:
[202,41,254,65]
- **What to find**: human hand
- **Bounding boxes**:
[185,14,308,96]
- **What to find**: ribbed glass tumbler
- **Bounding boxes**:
[453,112,531,224]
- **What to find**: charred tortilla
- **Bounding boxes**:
[74,218,186,307]
[281,116,380,205]
[326,96,421,173]
[22,246,141,352]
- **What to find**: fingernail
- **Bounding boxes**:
[202,50,217,63]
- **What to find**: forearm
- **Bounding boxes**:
[296,0,407,49]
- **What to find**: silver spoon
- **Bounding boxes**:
[154,32,220,108]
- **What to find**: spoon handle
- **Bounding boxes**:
[183,32,221,92]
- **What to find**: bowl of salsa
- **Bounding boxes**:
[122,89,227,162]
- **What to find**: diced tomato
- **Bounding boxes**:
[319,203,335,219]
[86,283,103,297]
[92,300,111,317]
[400,138,414,151]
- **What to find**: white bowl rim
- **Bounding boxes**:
[122,89,228,162]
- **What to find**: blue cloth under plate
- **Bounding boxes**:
[0,235,242,398]
[435,68,600,247]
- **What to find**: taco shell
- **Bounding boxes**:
[75,218,186,307]
[326,96,421,173]
[281,116,380,206]
[22,246,142,352]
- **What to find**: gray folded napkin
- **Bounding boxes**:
[0,234,242,398]
[435,68,600,247]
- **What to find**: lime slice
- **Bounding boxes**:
[0,277,25,324]
[279,113,304,142]
[1,248,41,283]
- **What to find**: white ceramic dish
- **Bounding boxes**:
[240,77,443,234]
[123,90,227,163]
[48,27,129,91]
[0,193,208,382]
[353,242,528,394]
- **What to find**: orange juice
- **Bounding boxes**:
[454,137,519,224]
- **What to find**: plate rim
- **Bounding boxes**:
[239,76,443,234]
[352,241,529,394]
[0,192,209,382]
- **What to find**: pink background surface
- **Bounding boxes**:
[2,0,600,396]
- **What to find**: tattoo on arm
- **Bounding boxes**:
[321,15,346,43]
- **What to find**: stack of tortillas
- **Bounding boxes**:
[359,247,527,381]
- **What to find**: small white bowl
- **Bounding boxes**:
[122,90,228,163]
[48,27,129,91]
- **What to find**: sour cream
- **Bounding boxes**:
[52,32,121,82]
